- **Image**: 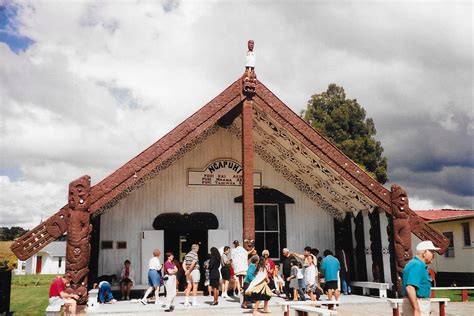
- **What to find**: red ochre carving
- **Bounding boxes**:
[242,70,257,96]
[391,184,413,293]
[65,175,92,305]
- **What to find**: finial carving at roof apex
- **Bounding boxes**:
[243,40,257,97]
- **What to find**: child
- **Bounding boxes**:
[287,259,299,301]
[296,261,306,301]
[97,281,117,304]
[273,264,285,296]
[305,254,322,301]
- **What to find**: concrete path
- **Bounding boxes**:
[87,294,474,315]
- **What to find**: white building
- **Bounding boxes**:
[16,241,66,275]
[413,210,474,286]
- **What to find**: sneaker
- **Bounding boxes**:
[140,299,147,305]
[184,301,191,307]
[126,296,130,300]
[121,296,125,300]
[110,299,117,304]
[165,305,175,312]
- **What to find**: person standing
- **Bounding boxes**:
[220,246,232,298]
[262,249,275,291]
[163,252,178,312]
[48,273,79,315]
[402,241,440,316]
[241,255,259,309]
[336,248,351,295]
[209,247,221,305]
[231,240,248,292]
[120,259,135,300]
[321,250,341,302]
[183,244,200,306]
[141,249,162,305]
[246,256,272,316]
[281,248,294,300]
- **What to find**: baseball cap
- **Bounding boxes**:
[416,240,440,252]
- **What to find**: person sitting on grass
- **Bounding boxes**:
[48,273,79,315]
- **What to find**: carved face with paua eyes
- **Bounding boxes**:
[68,176,91,211]
[391,184,409,212]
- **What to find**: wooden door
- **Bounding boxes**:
[36,256,42,274]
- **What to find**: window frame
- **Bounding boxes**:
[442,232,455,258]
[461,223,471,247]
[255,203,281,260]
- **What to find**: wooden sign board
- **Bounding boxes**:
[188,159,262,187]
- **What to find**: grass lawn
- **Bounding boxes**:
[433,289,474,302]
[10,274,57,315]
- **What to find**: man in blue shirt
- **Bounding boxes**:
[321,249,341,301]
[402,241,439,316]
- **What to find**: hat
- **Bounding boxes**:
[416,240,440,252]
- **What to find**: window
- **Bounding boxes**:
[462,223,471,247]
[101,241,113,249]
[117,241,127,249]
[58,257,62,268]
[443,232,455,257]
[255,204,280,258]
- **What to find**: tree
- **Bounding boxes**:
[302,84,388,184]
[0,226,28,241]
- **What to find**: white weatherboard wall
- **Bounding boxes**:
[98,127,335,278]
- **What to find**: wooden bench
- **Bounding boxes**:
[387,297,450,316]
[45,305,61,316]
[351,281,389,298]
[431,286,474,302]
[279,300,340,316]
[290,305,338,316]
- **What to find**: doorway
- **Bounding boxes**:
[36,256,42,274]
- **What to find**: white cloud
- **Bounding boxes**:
[0,0,472,228]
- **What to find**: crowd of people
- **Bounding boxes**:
[47,240,353,315]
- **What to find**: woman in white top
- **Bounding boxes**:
[120,259,135,300]
[140,249,162,305]
[305,254,321,301]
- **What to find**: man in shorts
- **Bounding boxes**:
[321,249,341,302]
[48,273,79,315]
[183,243,200,306]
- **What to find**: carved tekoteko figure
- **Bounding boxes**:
[66,175,92,305]
[391,184,413,294]
[243,40,257,96]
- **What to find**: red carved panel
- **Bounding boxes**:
[11,78,242,259]
[11,206,69,261]
[242,99,255,241]
[65,175,92,305]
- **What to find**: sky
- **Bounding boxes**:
[0,0,472,228]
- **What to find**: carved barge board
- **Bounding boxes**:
[11,73,449,263]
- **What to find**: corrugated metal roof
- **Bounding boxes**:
[414,210,474,222]
[41,241,66,257]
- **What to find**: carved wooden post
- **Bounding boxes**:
[391,184,413,295]
[65,175,92,304]
[241,44,257,243]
